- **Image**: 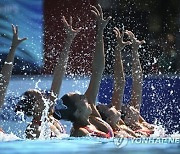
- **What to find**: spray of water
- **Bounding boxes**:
[0,131,20,141]
[38,96,51,140]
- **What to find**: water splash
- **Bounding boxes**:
[170,132,180,138]
[15,111,26,122]
[0,132,20,141]
[38,97,51,140]
[149,119,179,138]
[35,79,42,90]
[150,124,167,138]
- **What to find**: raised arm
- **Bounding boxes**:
[85,4,111,105]
[111,27,131,111]
[127,31,145,111]
[0,25,27,108]
[50,16,81,102]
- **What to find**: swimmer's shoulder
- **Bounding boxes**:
[70,126,89,137]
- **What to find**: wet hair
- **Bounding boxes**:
[53,94,77,122]
[96,105,108,121]
[15,91,36,116]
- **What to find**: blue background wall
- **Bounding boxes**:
[0,0,43,74]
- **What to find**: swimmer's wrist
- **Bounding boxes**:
[10,44,18,50]
[11,42,19,47]
[97,27,104,33]
[65,36,74,43]
[132,45,139,50]
[116,44,124,51]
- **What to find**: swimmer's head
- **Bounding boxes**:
[53,92,92,123]
[97,104,121,127]
[15,89,45,117]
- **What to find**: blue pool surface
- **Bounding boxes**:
[0,137,180,154]
[0,75,180,153]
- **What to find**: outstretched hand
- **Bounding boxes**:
[62,16,81,40]
[11,24,27,47]
[113,27,131,50]
[91,4,111,30]
[125,30,145,49]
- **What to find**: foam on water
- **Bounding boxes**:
[0,132,20,142]
[150,125,167,138]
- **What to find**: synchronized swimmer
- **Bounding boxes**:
[0,4,155,139]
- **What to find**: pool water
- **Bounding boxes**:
[0,76,180,153]
[0,137,179,154]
